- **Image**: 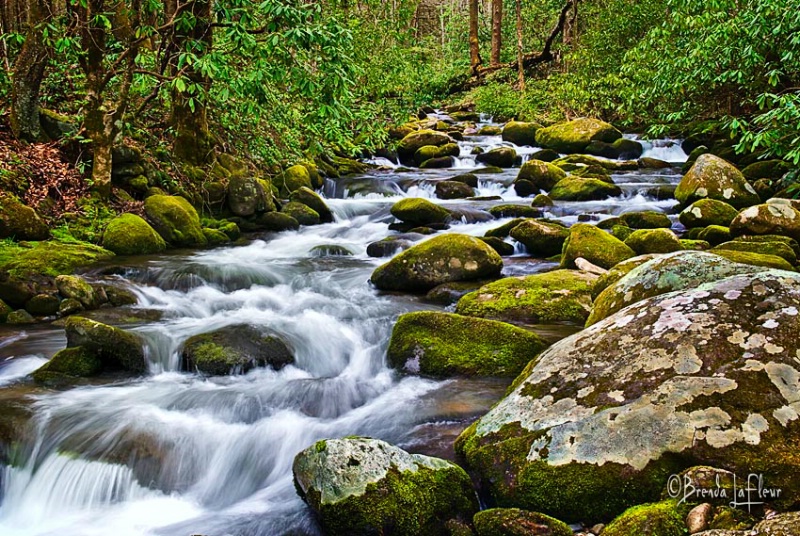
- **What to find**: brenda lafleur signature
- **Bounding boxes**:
[666,473,783,511]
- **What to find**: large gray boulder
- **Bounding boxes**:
[675,154,760,209]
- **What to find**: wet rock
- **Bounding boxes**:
[619,211,672,229]
[639,157,673,169]
[681,239,711,250]
[509,220,569,257]
[530,149,560,162]
[55,275,97,309]
[473,508,572,536]
[290,187,333,223]
[202,227,230,246]
[0,298,11,322]
[488,205,542,219]
[603,501,689,536]
[7,309,35,324]
[752,512,800,535]
[102,213,167,256]
[25,293,60,316]
[687,503,713,534]
[449,173,479,187]
[514,160,566,196]
[590,254,660,299]
[476,147,517,168]
[436,181,476,200]
[675,154,760,209]
[58,298,84,316]
[256,212,300,232]
[425,280,487,305]
[310,244,353,257]
[485,218,526,239]
[228,175,273,216]
[532,194,554,207]
[144,195,207,247]
[32,346,103,385]
[680,199,740,229]
[624,228,683,255]
[371,234,503,292]
[280,201,321,226]
[585,138,643,160]
[535,118,622,154]
[274,164,312,194]
[561,223,636,270]
[397,130,455,166]
[479,236,515,256]
[293,437,478,536]
[549,177,622,201]
[712,240,796,265]
[741,160,791,181]
[502,121,542,146]
[457,270,800,522]
[387,311,548,377]
[612,224,634,241]
[366,234,422,258]
[391,198,451,226]
[729,201,800,241]
[182,324,293,375]
[421,156,455,169]
[64,316,147,373]
[455,270,597,325]
[479,125,503,136]
[553,153,638,172]
[0,193,49,240]
[682,145,710,174]
[710,249,794,270]
[698,225,733,246]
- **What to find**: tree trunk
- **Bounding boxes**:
[10,0,48,141]
[516,0,524,91]
[490,0,502,65]
[469,0,482,74]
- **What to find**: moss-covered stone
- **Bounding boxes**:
[611,225,634,242]
[531,194,554,207]
[0,194,49,241]
[708,506,757,530]
[7,309,35,324]
[485,218,526,239]
[679,199,740,229]
[675,154,760,209]
[281,201,321,226]
[729,201,800,241]
[681,239,711,250]
[624,228,683,255]
[24,293,59,316]
[371,234,503,292]
[473,508,572,536]
[698,225,733,246]
[619,211,672,229]
[64,316,146,373]
[549,177,622,201]
[293,437,478,536]
[603,501,689,536]
[513,160,566,197]
[387,311,548,377]
[552,153,638,172]
[479,125,503,136]
[414,145,440,166]
[479,236,515,256]
[228,175,274,216]
[366,235,421,257]
[310,244,353,257]
[752,512,800,535]
[54,275,97,309]
[0,298,11,322]
[712,240,797,265]
[398,130,455,166]
[561,223,636,270]
[256,211,300,232]
[182,324,293,375]
[476,147,517,168]
[449,173,479,187]
[290,187,333,223]
[31,346,102,384]
[535,118,622,154]
[102,213,167,256]
[638,157,672,169]
[709,248,794,270]
[436,181,476,200]
[585,138,644,160]
[488,205,542,219]
[143,195,207,247]
[202,228,230,246]
[391,198,451,226]
[590,254,660,299]
[501,121,542,146]
[509,220,568,256]
[455,269,597,325]
[275,164,313,195]
[741,159,791,180]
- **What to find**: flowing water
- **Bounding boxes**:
[0,113,687,536]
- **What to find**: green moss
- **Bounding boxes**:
[281,201,321,226]
[488,205,542,219]
[514,160,566,193]
[391,198,451,225]
[217,221,241,240]
[6,310,35,324]
[455,270,595,325]
[679,199,740,229]
[624,228,683,255]
[476,147,517,168]
[181,325,293,375]
[472,508,572,536]
[708,506,756,530]
[0,298,11,322]
[25,293,60,315]
[561,224,635,270]
[397,130,454,166]
[64,316,146,373]
[603,500,689,536]
[708,248,794,270]
[290,187,333,223]
[387,311,548,377]
[310,244,354,256]
[32,346,102,384]
[143,195,207,247]
[712,240,796,264]
[102,213,167,256]
[619,211,672,229]
[0,194,50,241]
[0,241,114,280]
[553,153,637,172]
[535,118,622,154]
[485,218,526,239]
[697,225,732,245]
[680,239,710,250]
[549,177,622,201]
[591,255,657,299]
[415,145,440,166]
[675,154,759,209]
[202,228,230,246]
[275,164,312,195]
[501,121,542,146]
[256,212,300,232]
[741,159,791,180]
[531,194,554,207]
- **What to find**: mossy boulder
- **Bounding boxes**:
[508,220,568,256]
[561,223,635,270]
[473,508,572,536]
[456,270,800,524]
[712,240,797,265]
[752,512,800,535]
[55,275,97,309]
[25,293,60,316]
[64,316,146,373]
[0,298,10,322]
[535,117,622,154]
[256,212,300,232]
[436,181,476,200]
[553,153,639,172]
[624,228,683,255]
[275,164,313,195]
[531,194,554,207]
[414,145,440,166]
[603,501,689,536]
[143,195,207,247]
[390,198,451,226]
[202,228,230,246]
[476,147,517,168]
[102,213,167,256]
[478,125,503,136]
[31,347,102,384]
[228,175,274,216]
[513,160,566,196]
[387,311,548,377]
[675,154,760,209]
[619,211,672,229]
[371,234,503,292]
[449,173,479,187]
[549,177,622,201]
[585,138,644,160]
[611,225,634,242]
[591,254,659,299]
[479,236,515,256]
[397,130,454,166]
[729,201,800,241]
[709,248,794,270]
[698,225,733,246]
[455,270,597,325]
[501,121,542,146]
[310,244,353,257]
[530,149,560,162]
[290,187,334,223]
[0,194,49,240]
[485,218,526,239]
[741,159,791,180]
[293,437,478,536]
[420,156,454,169]
[181,324,293,375]
[679,199,740,229]
[7,309,35,324]
[366,235,421,257]
[281,201,321,226]
[639,157,672,169]
[588,251,766,325]
[488,205,542,219]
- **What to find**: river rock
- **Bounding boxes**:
[729,201,800,241]
[55,275,97,309]
[32,346,102,385]
[485,218,526,238]
[64,316,146,373]
[509,220,569,256]
[387,311,548,377]
[456,269,800,523]
[679,199,740,229]
[619,211,672,229]
[0,298,10,322]
[371,234,503,292]
[390,198,451,226]
[7,309,35,324]
[549,177,622,201]
[293,437,478,535]
[24,293,59,316]
[686,503,713,534]
[228,175,272,216]
[535,118,622,154]
[275,164,312,194]
[712,240,797,265]
[181,324,293,375]
[585,138,644,160]
[675,154,760,209]
[591,254,659,298]
[473,508,572,536]
[624,228,683,255]
[476,147,517,168]
[436,180,475,199]
[397,130,454,166]
[280,201,320,226]
[290,187,333,223]
[455,269,597,325]
[554,154,638,172]
[479,236,515,256]
[488,204,542,219]
[102,213,167,256]
[0,194,49,241]
[513,160,566,196]
[741,159,791,181]
[502,121,542,146]
[144,195,207,247]
[448,172,479,187]
[710,249,794,270]
[366,234,422,257]
[561,223,636,270]
[603,501,689,536]
[752,512,800,535]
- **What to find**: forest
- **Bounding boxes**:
[1,0,800,535]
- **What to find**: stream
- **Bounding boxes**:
[0,113,688,536]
